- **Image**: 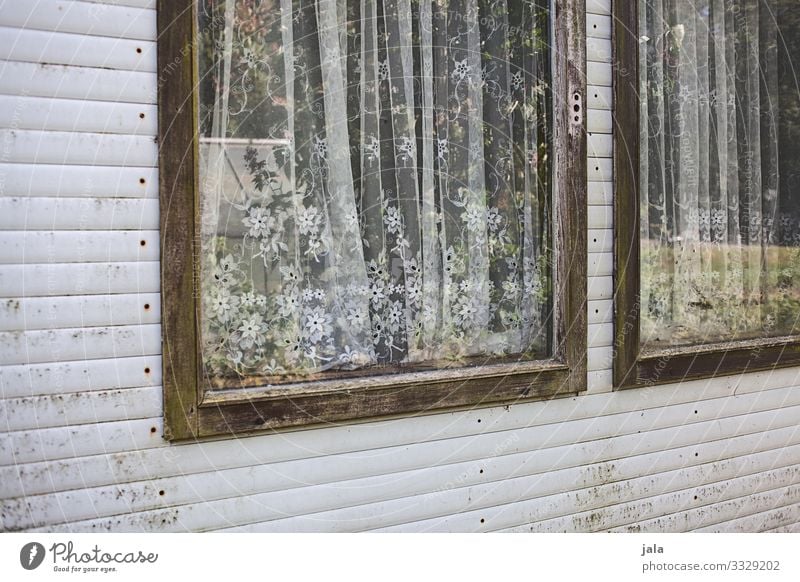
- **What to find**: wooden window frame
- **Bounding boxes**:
[157,0,588,440]
[613,1,800,390]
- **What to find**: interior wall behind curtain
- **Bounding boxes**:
[639,0,800,347]
[196,0,553,383]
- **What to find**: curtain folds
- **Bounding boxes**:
[639,0,800,347]
[197,0,553,380]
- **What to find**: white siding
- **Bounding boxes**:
[1,0,799,533]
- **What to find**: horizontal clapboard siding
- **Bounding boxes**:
[0,0,799,534]
[0,27,156,72]
[0,62,156,105]
[0,95,157,135]
[585,0,614,396]
[0,163,157,198]
[0,1,155,41]
[4,385,800,530]
[0,293,160,331]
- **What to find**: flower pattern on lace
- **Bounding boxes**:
[197,0,554,380]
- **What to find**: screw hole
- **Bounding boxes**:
[140,240,146,246]
[144,367,151,374]
[480,518,485,524]
[477,418,481,423]
[150,426,156,434]
[694,452,699,457]
[159,490,165,496]
[139,178,146,184]
[574,116,580,122]
[595,309,599,314]
[694,495,698,500]
[136,47,142,54]
[144,303,151,310]
[574,104,580,112]
[139,113,145,119]
[479,469,484,474]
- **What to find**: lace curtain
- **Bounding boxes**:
[639,0,800,347]
[197,0,553,382]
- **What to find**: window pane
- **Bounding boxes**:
[196,0,554,385]
[639,0,800,348]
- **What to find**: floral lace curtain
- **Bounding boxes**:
[197,0,553,382]
[639,0,800,347]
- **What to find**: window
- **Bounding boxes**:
[614,0,800,388]
[158,0,586,439]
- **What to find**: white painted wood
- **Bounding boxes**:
[0,129,157,167]
[588,133,612,158]
[587,0,611,15]
[588,322,612,347]
[0,231,158,263]
[712,504,800,533]
[612,483,800,533]
[6,376,799,497]
[0,27,156,72]
[0,293,160,331]
[0,355,160,400]
[587,14,611,39]
[0,386,160,432]
[587,109,613,134]
[588,158,613,182]
[80,0,155,9]
[208,427,800,533]
[0,262,160,297]
[588,205,613,230]
[0,417,163,466]
[587,62,611,87]
[587,346,612,371]
[587,85,611,110]
[765,520,800,533]
[14,410,800,531]
[0,199,159,231]
[588,181,612,205]
[0,1,155,41]
[0,323,161,366]
[399,449,800,533]
[588,299,612,324]
[588,229,612,253]
[588,276,612,301]
[587,370,612,392]
[0,62,156,105]
[0,95,157,135]
[588,252,612,278]
[0,164,157,198]
[587,37,612,63]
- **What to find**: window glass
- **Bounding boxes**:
[196,0,554,386]
[639,0,800,348]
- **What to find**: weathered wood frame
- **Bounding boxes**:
[158,0,587,440]
[612,2,800,390]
